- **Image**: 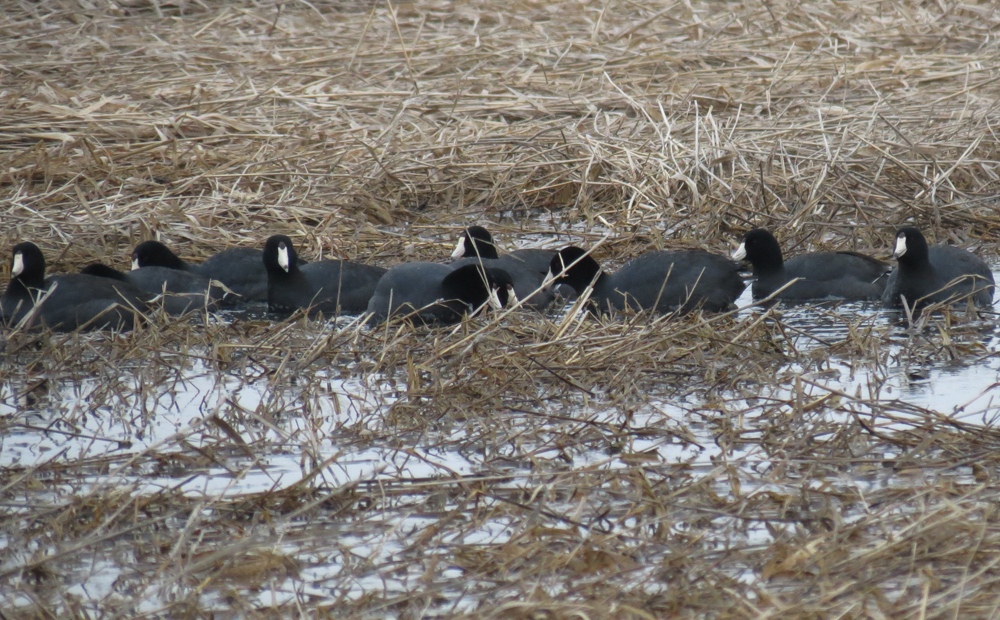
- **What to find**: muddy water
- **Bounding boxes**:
[2,270,998,614]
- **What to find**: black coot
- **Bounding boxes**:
[263,235,387,315]
[546,246,745,315]
[733,228,889,301]
[449,226,556,309]
[451,226,557,273]
[81,263,225,314]
[366,262,515,325]
[2,243,148,331]
[131,241,267,302]
[882,226,994,309]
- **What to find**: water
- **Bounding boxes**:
[2,269,999,615]
[732,271,1000,410]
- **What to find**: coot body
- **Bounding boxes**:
[548,246,745,315]
[81,263,225,314]
[366,262,514,325]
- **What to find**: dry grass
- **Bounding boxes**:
[3,0,1000,617]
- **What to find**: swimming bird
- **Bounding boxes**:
[451,226,557,274]
[882,226,994,309]
[81,263,225,314]
[131,240,267,302]
[262,235,386,315]
[366,262,515,325]
[449,226,556,309]
[2,242,148,331]
[546,246,745,315]
[733,228,889,301]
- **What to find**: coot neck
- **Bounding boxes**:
[442,278,487,310]
[894,230,934,278]
[573,269,609,299]
[752,249,787,282]
[896,254,937,279]
[467,241,499,260]
[4,276,35,300]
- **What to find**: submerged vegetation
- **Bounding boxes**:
[2,0,1000,617]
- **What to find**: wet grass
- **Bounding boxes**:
[3,0,1000,617]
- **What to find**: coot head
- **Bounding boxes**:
[544,246,601,294]
[732,228,784,272]
[892,227,930,266]
[451,226,500,260]
[132,241,187,271]
[263,235,299,275]
[443,264,515,312]
[10,242,46,289]
[488,269,517,309]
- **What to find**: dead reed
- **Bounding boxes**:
[2,0,1000,617]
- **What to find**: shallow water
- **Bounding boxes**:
[2,268,999,615]
[734,267,1000,413]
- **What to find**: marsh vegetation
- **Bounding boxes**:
[3,0,1000,617]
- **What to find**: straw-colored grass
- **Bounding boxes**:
[3,0,1000,618]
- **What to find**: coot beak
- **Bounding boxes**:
[131,255,140,271]
[11,252,23,278]
[450,236,466,260]
[487,285,503,310]
[278,245,290,272]
[542,269,556,289]
[893,234,907,259]
[507,284,518,308]
[731,242,747,261]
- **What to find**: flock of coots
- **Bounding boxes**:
[1,225,994,332]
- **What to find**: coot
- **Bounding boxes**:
[366,262,514,325]
[82,263,225,314]
[131,241,267,302]
[546,246,745,315]
[449,226,557,309]
[882,226,994,309]
[2,243,148,331]
[733,228,889,301]
[263,235,386,315]
[451,226,557,274]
